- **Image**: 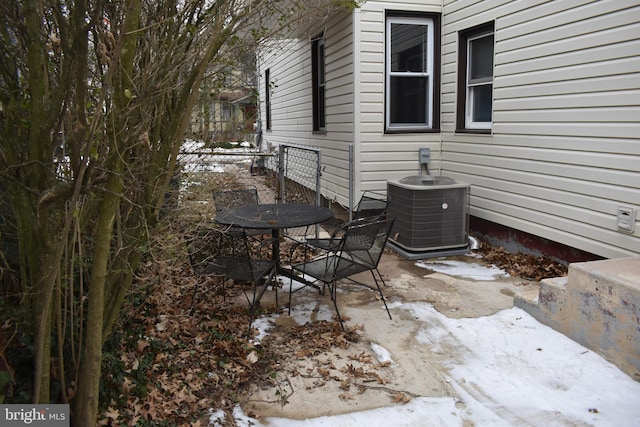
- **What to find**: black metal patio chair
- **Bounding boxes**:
[305,191,388,252]
[288,216,395,330]
[212,186,268,240]
[212,186,261,210]
[352,191,388,220]
[186,226,275,331]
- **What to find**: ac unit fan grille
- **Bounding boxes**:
[387,180,469,251]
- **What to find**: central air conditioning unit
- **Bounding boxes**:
[387,175,470,260]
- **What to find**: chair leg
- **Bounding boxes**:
[288,276,294,315]
[189,280,200,313]
[273,282,279,308]
[241,287,252,307]
[370,269,392,320]
[328,281,346,331]
[246,281,261,337]
[246,271,275,336]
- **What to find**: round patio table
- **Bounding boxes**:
[216,203,334,270]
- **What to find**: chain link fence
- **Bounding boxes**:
[176,141,323,225]
[176,141,275,223]
[174,141,327,265]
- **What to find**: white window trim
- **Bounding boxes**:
[385,16,434,131]
[465,31,493,130]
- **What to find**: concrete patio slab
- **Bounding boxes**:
[229,251,640,427]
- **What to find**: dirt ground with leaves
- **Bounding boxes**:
[99,226,566,426]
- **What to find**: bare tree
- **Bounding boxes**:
[0,0,356,424]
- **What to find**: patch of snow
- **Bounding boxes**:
[370,342,397,366]
[208,408,226,426]
[182,138,206,151]
[277,275,334,325]
[220,304,640,426]
[181,162,225,173]
[232,405,261,427]
[415,259,508,281]
[178,138,260,174]
[406,303,640,426]
[228,397,463,427]
[250,317,274,345]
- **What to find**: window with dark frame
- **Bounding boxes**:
[457,22,494,132]
[265,68,271,131]
[312,35,326,132]
[385,12,440,133]
[221,101,232,121]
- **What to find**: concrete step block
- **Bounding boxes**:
[515,276,567,330]
[519,257,640,381]
[562,257,640,380]
[516,257,640,380]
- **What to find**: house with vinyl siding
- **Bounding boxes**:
[257,0,640,261]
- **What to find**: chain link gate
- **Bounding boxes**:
[273,144,323,240]
[275,144,322,206]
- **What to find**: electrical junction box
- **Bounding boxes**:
[419,147,430,165]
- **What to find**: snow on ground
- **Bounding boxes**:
[178,138,261,190]
[213,254,640,426]
[370,342,398,367]
[415,258,510,281]
[227,304,640,426]
[409,304,640,426]
[250,276,333,345]
[225,397,462,427]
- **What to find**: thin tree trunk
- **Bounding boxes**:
[71,0,140,422]
[71,176,121,425]
[102,237,142,338]
[23,0,55,403]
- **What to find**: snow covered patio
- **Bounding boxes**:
[211,252,640,427]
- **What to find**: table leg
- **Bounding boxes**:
[250,228,280,311]
[272,228,280,269]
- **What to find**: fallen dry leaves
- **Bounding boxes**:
[99,226,565,426]
[98,229,364,426]
[477,238,568,281]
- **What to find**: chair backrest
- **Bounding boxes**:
[324,193,388,241]
[353,191,388,220]
[338,217,395,269]
[186,226,255,280]
[212,187,260,214]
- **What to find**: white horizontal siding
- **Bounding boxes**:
[259,0,639,257]
[497,0,637,42]
[355,0,444,197]
[499,107,639,123]
[259,11,358,206]
[491,122,640,140]
[496,39,639,77]
[468,196,640,258]
[449,133,640,155]
[498,73,640,100]
[498,18,638,63]
[442,151,639,195]
[442,0,640,258]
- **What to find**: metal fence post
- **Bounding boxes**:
[277,144,285,203]
[316,149,322,207]
[349,143,354,222]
